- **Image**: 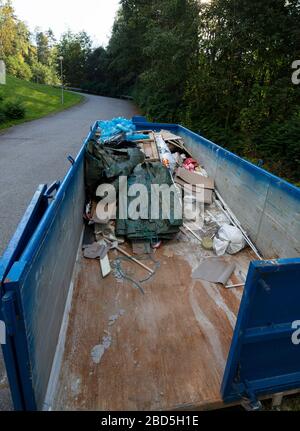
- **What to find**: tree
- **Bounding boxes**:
[57,31,92,87]
[182,0,300,180]
[0,1,59,84]
[100,0,300,182]
[0,0,17,59]
[136,0,200,121]
[0,3,33,80]
[105,0,199,120]
[36,30,51,65]
[83,47,109,94]
[106,1,151,96]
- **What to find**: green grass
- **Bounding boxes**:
[0,75,84,130]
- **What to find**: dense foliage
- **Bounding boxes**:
[94,0,300,183]
[0,0,59,84]
[1,0,299,182]
[1,98,25,119]
[0,93,25,123]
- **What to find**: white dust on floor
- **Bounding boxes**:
[90,309,125,364]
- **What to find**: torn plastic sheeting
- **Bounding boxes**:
[192,258,236,286]
[97,118,136,143]
[85,140,145,197]
[126,133,149,141]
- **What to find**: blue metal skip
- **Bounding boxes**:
[0,124,94,410]
[0,184,49,410]
[1,117,300,410]
[221,259,300,405]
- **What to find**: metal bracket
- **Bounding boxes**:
[67,155,75,166]
[241,380,263,411]
[45,181,61,199]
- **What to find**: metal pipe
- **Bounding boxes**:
[215,190,263,260]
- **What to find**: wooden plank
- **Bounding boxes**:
[137,132,160,162]
[161,130,185,144]
[53,243,257,411]
[98,240,111,278]
[142,142,154,159]
[149,131,160,160]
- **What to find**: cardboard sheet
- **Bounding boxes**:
[176,167,215,190]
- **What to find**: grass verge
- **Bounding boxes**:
[0,75,84,130]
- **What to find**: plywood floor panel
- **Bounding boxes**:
[53,241,256,411]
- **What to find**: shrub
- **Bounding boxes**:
[256,111,300,182]
[3,99,26,120]
[6,56,33,81]
[0,105,6,123]
[31,62,60,85]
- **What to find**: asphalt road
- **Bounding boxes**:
[0,93,139,410]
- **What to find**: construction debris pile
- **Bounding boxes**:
[83,117,261,292]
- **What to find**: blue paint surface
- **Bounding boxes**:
[221,260,300,403]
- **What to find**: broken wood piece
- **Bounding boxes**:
[104,238,154,275]
[176,167,215,190]
[160,130,185,142]
[225,283,245,289]
[98,240,111,278]
[137,131,160,161]
[100,255,111,278]
[116,246,154,275]
[181,224,203,243]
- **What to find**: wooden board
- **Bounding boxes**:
[176,167,215,190]
[52,241,257,411]
[137,132,160,162]
[160,130,185,145]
